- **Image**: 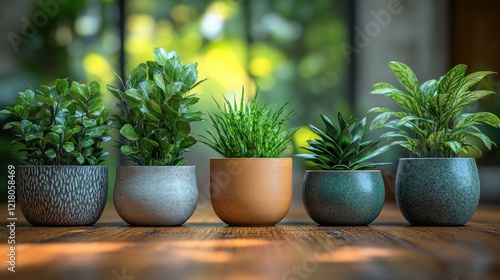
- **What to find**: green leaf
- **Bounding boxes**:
[184,95,200,105]
[24,133,40,141]
[106,84,124,100]
[20,119,32,134]
[121,145,140,155]
[147,99,161,114]
[72,81,90,99]
[388,61,420,95]
[182,111,203,122]
[142,138,160,147]
[181,66,198,88]
[62,141,75,153]
[180,135,197,148]
[81,137,94,148]
[153,47,170,66]
[89,98,106,116]
[125,88,146,103]
[72,126,83,134]
[176,121,191,139]
[3,121,16,130]
[86,127,106,137]
[50,124,65,134]
[165,82,183,96]
[445,141,462,154]
[45,149,57,159]
[0,109,12,117]
[55,79,70,96]
[120,124,141,141]
[82,118,97,128]
[88,81,100,96]
[44,132,61,145]
[126,63,147,88]
[469,132,494,150]
[419,79,437,97]
[439,64,466,94]
[153,72,166,92]
[457,112,500,128]
[70,151,85,164]
[370,112,395,130]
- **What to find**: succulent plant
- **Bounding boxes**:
[0,79,111,165]
[297,112,390,170]
[370,61,500,158]
[202,88,297,158]
[107,48,205,166]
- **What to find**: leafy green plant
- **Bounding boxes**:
[107,48,205,166]
[0,79,111,165]
[297,112,390,170]
[202,88,297,158]
[370,61,500,158]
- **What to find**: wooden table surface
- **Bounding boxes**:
[1,202,499,280]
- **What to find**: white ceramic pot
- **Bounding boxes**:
[114,166,198,226]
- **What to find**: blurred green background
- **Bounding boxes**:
[1,0,499,204]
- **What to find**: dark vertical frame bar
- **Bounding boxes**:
[347,0,356,107]
[118,0,126,83]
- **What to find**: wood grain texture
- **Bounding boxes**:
[1,203,499,280]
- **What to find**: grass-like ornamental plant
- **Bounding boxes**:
[0,79,111,165]
[297,112,390,170]
[107,48,205,166]
[370,61,500,158]
[202,88,297,158]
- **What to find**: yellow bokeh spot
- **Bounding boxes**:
[250,57,273,77]
[208,1,236,19]
[126,14,155,56]
[172,4,194,24]
[197,43,255,96]
[83,53,111,76]
[293,126,318,152]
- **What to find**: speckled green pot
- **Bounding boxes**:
[395,158,480,226]
[302,170,385,226]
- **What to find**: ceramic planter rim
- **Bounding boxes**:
[210,158,291,160]
[16,165,108,168]
[398,158,475,161]
[116,165,195,169]
[304,170,381,173]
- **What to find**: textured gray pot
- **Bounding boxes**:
[114,166,198,226]
[395,158,480,226]
[17,165,108,226]
[302,170,385,226]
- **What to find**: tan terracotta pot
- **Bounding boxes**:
[210,158,292,226]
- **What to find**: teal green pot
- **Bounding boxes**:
[302,170,385,226]
[395,158,480,226]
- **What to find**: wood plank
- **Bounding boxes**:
[1,203,499,280]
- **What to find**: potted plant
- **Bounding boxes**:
[370,61,500,226]
[107,48,205,226]
[202,88,297,226]
[297,112,390,225]
[1,79,111,226]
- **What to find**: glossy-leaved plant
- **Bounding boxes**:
[370,61,500,158]
[297,112,390,170]
[0,79,111,165]
[107,48,205,166]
